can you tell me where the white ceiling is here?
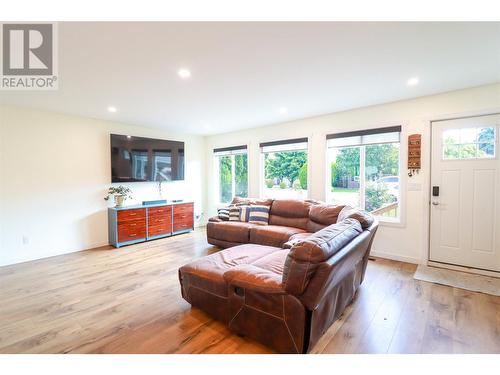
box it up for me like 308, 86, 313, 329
1, 22, 499, 135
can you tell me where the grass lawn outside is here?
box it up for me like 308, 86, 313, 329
329, 187, 359, 207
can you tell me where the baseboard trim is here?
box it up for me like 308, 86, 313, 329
0, 241, 110, 268
370, 250, 421, 265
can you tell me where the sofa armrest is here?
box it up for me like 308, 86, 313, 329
208, 216, 223, 223
223, 264, 285, 294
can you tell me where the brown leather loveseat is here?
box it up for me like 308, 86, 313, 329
179, 198, 378, 353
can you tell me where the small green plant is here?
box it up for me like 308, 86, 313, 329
279, 181, 287, 189
104, 185, 133, 201
265, 179, 274, 188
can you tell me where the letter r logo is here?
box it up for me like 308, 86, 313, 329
2, 24, 53, 76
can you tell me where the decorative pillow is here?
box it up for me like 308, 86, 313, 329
229, 206, 241, 221
248, 205, 270, 225
337, 206, 374, 229
217, 206, 230, 221
239, 205, 252, 222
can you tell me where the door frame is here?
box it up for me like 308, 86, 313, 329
425, 108, 500, 276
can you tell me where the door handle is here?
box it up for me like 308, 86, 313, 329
432, 201, 440, 206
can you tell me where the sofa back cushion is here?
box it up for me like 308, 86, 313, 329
231, 197, 273, 207
307, 204, 345, 232
268, 199, 313, 230
282, 218, 362, 295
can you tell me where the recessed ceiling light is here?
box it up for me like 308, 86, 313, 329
107, 106, 117, 113
407, 77, 419, 86
178, 68, 191, 79
278, 107, 288, 114
127, 135, 132, 139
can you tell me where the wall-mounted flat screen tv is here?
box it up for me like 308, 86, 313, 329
111, 134, 185, 182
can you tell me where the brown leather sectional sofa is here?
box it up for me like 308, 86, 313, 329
179, 198, 378, 353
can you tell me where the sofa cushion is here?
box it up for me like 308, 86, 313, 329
283, 232, 313, 249
207, 221, 255, 243
229, 206, 241, 221
179, 244, 280, 297
307, 204, 345, 232
338, 206, 374, 229
248, 205, 270, 225
239, 205, 252, 222
282, 219, 362, 295
268, 199, 314, 230
250, 225, 306, 248
217, 207, 230, 221
223, 250, 288, 294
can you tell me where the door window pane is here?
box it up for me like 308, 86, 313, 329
442, 126, 496, 160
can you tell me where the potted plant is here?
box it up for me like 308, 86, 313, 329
104, 186, 133, 207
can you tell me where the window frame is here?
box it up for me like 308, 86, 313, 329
325, 125, 406, 226
213, 145, 249, 205
259, 137, 310, 200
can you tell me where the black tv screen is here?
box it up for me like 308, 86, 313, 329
111, 134, 185, 182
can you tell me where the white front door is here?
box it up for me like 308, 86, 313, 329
430, 114, 500, 272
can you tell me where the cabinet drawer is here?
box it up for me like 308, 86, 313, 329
148, 223, 170, 237
118, 220, 146, 231
148, 205, 172, 217
118, 224, 146, 242
173, 203, 193, 215
173, 221, 193, 232
148, 215, 172, 227
118, 208, 146, 222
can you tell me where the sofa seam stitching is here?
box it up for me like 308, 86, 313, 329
282, 295, 300, 354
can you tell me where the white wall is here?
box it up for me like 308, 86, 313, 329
0, 106, 206, 266
205, 83, 500, 264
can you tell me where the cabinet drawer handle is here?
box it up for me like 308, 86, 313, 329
130, 223, 137, 226
129, 213, 137, 216
130, 233, 137, 237
180, 215, 186, 218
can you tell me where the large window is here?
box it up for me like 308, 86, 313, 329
260, 138, 308, 199
327, 127, 401, 221
214, 146, 248, 204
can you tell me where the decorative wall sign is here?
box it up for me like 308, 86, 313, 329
408, 134, 421, 177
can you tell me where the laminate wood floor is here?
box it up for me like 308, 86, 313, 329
0, 228, 498, 354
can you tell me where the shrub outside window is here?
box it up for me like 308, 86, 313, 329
260, 138, 308, 200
